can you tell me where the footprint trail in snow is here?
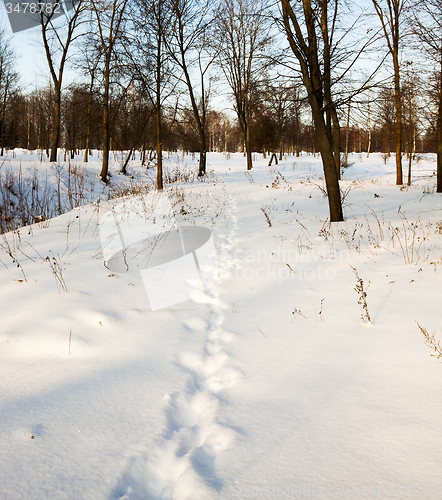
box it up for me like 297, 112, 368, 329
111, 198, 240, 500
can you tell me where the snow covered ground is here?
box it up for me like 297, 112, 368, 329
1, 151, 442, 500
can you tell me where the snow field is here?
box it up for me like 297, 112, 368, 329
0, 151, 442, 499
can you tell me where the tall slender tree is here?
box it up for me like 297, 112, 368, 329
372, 0, 407, 185
89, 0, 131, 182
0, 29, 18, 156
216, 0, 272, 170
131, 0, 176, 190
167, 0, 216, 176
412, 0, 442, 192
40, 0, 86, 162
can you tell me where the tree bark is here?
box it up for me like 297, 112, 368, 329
345, 98, 351, 167
245, 119, 253, 170
181, 52, 207, 177
156, 38, 163, 191
84, 73, 94, 163
100, 61, 110, 182
393, 56, 403, 184
331, 106, 341, 179
280, 0, 343, 222
49, 85, 61, 162
244, 91, 253, 170
367, 89, 371, 157
438, 58, 442, 193
309, 92, 343, 222
372, 0, 403, 184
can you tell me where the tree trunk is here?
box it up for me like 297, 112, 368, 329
1, 98, 5, 156
84, 83, 93, 163
157, 102, 163, 190
309, 95, 343, 222
100, 62, 110, 182
156, 41, 163, 191
245, 93, 253, 170
331, 106, 341, 179
437, 76, 442, 193
180, 50, 207, 177
122, 147, 134, 174
50, 85, 61, 162
198, 131, 206, 176
246, 124, 253, 170
280, 0, 343, 222
367, 89, 371, 157
345, 98, 351, 167
394, 57, 403, 185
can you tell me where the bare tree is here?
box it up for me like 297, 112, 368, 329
131, 0, 176, 190
0, 29, 18, 156
167, 0, 216, 176
75, 44, 100, 162
412, 0, 442, 191
216, 0, 272, 170
279, 0, 343, 221
372, 0, 408, 185
40, 0, 86, 162
89, 0, 131, 182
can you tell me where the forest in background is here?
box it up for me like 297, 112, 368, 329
0, 0, 441, 219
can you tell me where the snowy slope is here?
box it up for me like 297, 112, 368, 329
1, 152, 442, 500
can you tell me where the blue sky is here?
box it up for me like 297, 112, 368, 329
0, 4, 79, 89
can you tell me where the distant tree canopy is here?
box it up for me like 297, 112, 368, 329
1, 0, 441, 206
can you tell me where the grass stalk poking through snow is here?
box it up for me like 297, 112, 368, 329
416, 322, 442, 362
46, 255, 68, 293
350, 265, 371, 324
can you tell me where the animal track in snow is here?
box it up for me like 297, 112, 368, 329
111, 196, 241, 499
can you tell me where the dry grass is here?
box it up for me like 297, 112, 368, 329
416, 322, 442, 362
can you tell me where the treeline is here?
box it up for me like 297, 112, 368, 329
3, 80, 437, 160
0, 0, 441, 219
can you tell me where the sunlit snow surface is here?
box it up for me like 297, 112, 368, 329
1, 150, 442, 499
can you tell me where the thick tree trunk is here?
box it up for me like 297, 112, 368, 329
309, 96, 343, 222
280, 0, 343, 222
